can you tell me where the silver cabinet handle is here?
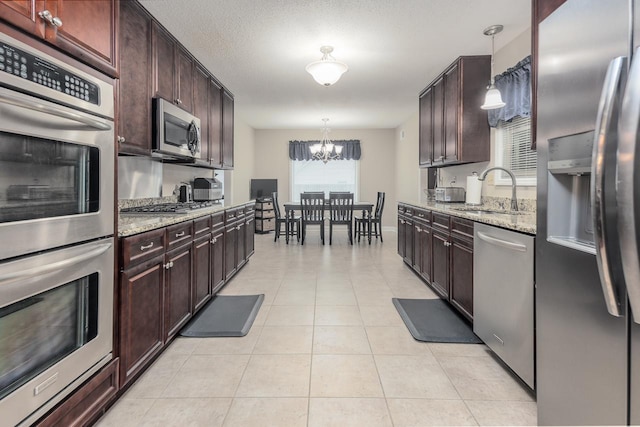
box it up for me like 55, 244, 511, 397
0, 90, 111, 130
140, 242, 154, 251
175, 231, 185, 238
164, 261, 174, 270
592, 56, 626, 317
415, 225, 421, 232
210, 237, 217, 244
117, 136, 126, 143
38, 10, 62, 27
618, 47, 640, 324
175, 98, 182, 105
0, 242, 111, 283
399, 219, 405, 224
476, 231, 526, 252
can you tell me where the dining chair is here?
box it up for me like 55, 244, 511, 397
329, 192, 354, 245
300, 192, 325, 245
272, 192, 300, 244
355, 191, 385, 243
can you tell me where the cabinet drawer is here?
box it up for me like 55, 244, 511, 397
193, 216, 211, 236
451, 216, 474, 241
414, 208, 431, 224
256, 200, 274, 210
432, 212, 451, 231
398, 205, 406, 215
225, 208, 241, 223
404, 206, 414, 216
166, 221, 193, 248
211, 212, 224, 229
245, 204, 256, 215
121, 228, 166, 269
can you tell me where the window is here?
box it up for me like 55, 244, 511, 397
494, 116, 536, 186
290, 160, 358, 201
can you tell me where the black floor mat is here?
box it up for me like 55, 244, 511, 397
180, 294, 264, 337
393, 298, 482, 343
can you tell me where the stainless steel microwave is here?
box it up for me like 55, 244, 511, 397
153, 98, 201, 160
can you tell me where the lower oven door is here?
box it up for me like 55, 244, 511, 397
0, 238, 114, 427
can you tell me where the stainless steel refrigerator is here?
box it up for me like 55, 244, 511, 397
537, 0, 640, 424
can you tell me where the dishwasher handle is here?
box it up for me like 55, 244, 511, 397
476, 231, 527, 252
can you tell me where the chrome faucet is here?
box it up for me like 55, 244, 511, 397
477, 167, 519, 211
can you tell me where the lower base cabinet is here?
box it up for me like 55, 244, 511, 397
211, 227, 225, 293
193, 233, 212, 312
164, 243, 193, 341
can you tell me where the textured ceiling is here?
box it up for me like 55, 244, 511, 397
139, 0, 531, 129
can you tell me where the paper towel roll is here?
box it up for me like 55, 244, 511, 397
466, 175, 482, 205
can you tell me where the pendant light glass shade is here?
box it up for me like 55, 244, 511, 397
306, 46, 348, 86
481, 83, 506, 110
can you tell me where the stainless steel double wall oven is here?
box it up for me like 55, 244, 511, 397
0, 32, 115, 426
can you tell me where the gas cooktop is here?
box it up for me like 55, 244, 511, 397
120, 201, 219, 214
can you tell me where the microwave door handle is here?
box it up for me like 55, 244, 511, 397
592, 56, 626, 317
0, 91, 112, 131
0, 242, 112, 284
618, 49, 640, 324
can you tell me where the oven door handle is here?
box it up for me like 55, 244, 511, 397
0, 242, 112, 283
0, 92, 112, 131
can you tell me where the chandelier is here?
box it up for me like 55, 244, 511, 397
310, 118, 343, 163
305, 46, 348, 86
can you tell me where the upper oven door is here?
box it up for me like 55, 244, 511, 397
0, 87, 114, 260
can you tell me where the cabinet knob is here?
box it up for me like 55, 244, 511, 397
175, 98, 182, 105
38, 10, 63, 27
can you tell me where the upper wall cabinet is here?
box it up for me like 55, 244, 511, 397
0, 0, 118, 77
221, 89, 234, 169
419, 56, 491, 167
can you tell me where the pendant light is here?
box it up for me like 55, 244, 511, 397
306, 46, 348, 86
481, 25, 506, 110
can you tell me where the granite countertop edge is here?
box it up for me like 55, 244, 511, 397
399, 200, 537, 235
118, 200, 254, 238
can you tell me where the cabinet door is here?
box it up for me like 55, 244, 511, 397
224, 223, 237, 280
431, 230, 450, 298
117, 0, 152, 155
450, 236, 474, 321
193, 65, 210, 164
0, 0, 45, 38
444, 63, 460, 163
237, 220, 246, 267
152, 22, 175, 102
403, 219, 414, 265
211, 229, 225, 293
192, 234, 212, 313
176, 46, 193, 112
412, 222, 422, 273
165, 244, 193, 340
420, 224, 432, 284
432, 77, 445, 165
209, 79, 223, 167
397, 216, 406, 258
119, 256, 164, 386
222, 89, 234, 168
419, 87, 433, 166
245, 215, 255, 258
45, 0, 117, 76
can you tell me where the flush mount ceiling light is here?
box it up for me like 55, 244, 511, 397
310, 118, 343, 163
480, 24, 506, 110
306, 46, 348, 86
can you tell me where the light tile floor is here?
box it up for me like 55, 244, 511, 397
97, 230, 536, 426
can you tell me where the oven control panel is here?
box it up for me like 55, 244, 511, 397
0, 42, 99, 105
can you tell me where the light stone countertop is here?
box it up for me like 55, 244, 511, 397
118, 201, 254, 237
399, 200, 536, 235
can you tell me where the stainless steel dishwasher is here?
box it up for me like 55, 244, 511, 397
473, 223, 535, 389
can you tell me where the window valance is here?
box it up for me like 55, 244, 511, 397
288, 140, 361, 161
488, 56, 532, 128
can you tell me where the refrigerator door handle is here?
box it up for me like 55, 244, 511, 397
592, 56, 627, 317
618, 49, 640, 324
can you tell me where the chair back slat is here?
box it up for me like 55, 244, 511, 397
272, 192, 282, 218
375, 192, 385, 219
300, 192, 325, 222
329, 192, 354, 221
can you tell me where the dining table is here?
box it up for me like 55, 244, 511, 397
283, 201, 374, 244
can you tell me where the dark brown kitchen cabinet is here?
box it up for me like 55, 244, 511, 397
418, 56, 491, 167
431, 228, 450, 299
419, 221, 433, 284
193, 234, 212, 312
117, 0, 152, 155
450, 217, 474, 321
245, 208, 255, 258
211, 227, 225, 294
209, 79, 223, 167
193, 65, 210, 165
237, 220, 246, 268
413, 208, 432, 284
164, 242, 193, 341
225, 222, 238, 280
403, 219, 414, 266
119, 254, 165, 387
419, 86, 434, 166
0, 0, 118, 77
397, 214, 406, 259
222, 89, 234, 169
176, 47, 194, 113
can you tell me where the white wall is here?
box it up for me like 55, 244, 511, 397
395, 110, 421, 204
254, 128, 396, 227
225, 116, 255, 204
